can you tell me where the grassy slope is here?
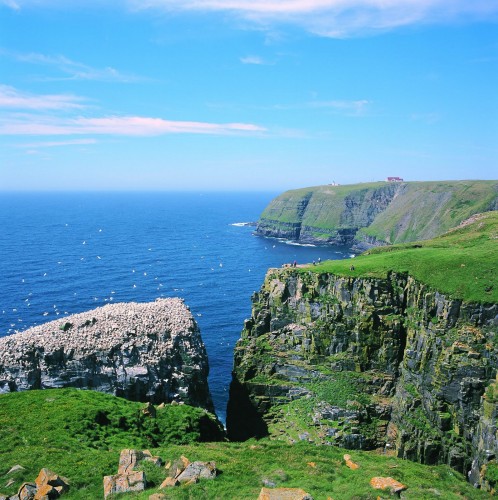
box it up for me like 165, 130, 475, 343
0, 389, 485, 499
260, 180, 497, 243
359, 180, 498, 243
305, 211, 498, 303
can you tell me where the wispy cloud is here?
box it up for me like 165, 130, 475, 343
240, 55, 272, 65
308, 99, 370, 114
0, 0, 20, 10
18, 139, 98, 148
0, 84, 88, 110
0, 114, 266, 136
129, 0, 498, 37
2, 50, 143, 82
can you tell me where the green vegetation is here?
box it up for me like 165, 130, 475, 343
0, 389, 486, 499
303, 211, 498, 303
259, 180, 498, 245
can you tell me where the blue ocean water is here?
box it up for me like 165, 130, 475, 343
0, 192, 353, 422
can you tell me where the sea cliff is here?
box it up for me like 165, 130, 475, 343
0, 298, 215, 412
256, 180, 498, 249
226, 267, 498, 488
227, 212, 498, 491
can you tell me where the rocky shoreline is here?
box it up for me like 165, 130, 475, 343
0, 298, 214, 412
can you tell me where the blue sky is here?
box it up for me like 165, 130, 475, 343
0, 1, 497, 191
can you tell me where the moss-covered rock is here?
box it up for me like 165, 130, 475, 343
226, 266, 498, 492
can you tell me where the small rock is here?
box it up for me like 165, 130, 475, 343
35, 468, 69, 494
369, 477, 407, 494
103, 471, 146, 499
18, 482, 37, 500
7, 465, 25, 475
343, 454, 360, 470
262, 479, 277, 488
167, 459, 186, 479
257, 487, 314, 500
159, 477, 179, 488
149, 495, 166, 500
176, 461, 216, 484
34, 483, 57, 499
118, 449, 144, 475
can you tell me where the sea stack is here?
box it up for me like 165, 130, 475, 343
0, 298, 215, 412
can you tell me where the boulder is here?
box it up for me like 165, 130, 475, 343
176, 461, 216, 484
159, 477, 179, 488
34, 469, 69, 495
103, 471, 146, 499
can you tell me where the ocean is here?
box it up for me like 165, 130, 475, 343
0, 192, 353, 422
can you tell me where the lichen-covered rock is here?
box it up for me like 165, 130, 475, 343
0, 299, 214, 412
103, 471, 145, 499
226, 267, 498, 490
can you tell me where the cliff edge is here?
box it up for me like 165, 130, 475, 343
227, 212, 498, 491
0, 298, 215, 412
256, 180, 498, 248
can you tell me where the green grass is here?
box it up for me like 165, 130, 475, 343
302, 211, 498, 303
259, 180, 498, 245
0, 389, 486, 499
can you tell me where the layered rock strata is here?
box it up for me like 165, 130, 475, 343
226, 268, 498, 490
0, 298, 214, 412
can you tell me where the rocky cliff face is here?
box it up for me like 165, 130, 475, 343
226, 268, 498, 490
256, 181, 498, 248
0, 298, 215, 412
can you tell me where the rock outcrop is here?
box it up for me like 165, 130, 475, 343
256, 180, 498, 248
0, 298, 214, 412
226, 268, 498, 490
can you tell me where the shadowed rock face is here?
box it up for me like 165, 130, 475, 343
0, 298, 214, 412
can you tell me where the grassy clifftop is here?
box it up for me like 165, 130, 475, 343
306, 211, 498, 303
257, 180, 498, 246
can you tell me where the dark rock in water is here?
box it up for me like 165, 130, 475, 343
0, 298, 214, 412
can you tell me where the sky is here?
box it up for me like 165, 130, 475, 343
0, 0, 497, 191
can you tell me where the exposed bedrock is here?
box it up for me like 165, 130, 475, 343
226, 268, 498, 490
0, 298, 215, 412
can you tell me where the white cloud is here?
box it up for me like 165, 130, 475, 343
3, 50, 143, 82
0, 0, 20, 10
0, 85, 88, 110
128, 0, 498, 37
240, 55, 271, 65
0, 114, 266, 136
